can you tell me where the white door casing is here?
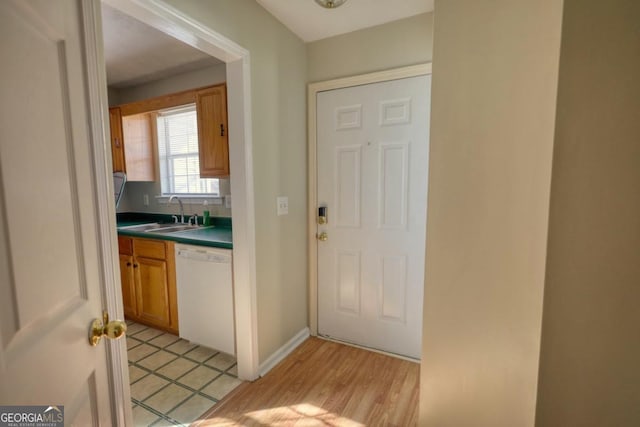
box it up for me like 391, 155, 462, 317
316, 74, 431, 359
0, 0, 116, 423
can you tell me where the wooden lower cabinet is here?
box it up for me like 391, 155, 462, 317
135, 256, 170, 328
117, 235, 178, 334
119, 253, 136, 319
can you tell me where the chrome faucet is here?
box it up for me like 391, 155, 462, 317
168, 195, 185, 223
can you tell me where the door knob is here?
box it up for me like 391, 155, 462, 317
317, 232, 328, 241
89, 311, 127, 347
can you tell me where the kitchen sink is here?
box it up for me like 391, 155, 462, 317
152, 224, 201, 233
118, 222, 165, 232
118, 222, 201, 234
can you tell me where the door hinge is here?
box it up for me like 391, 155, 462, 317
220, 124, 225, 136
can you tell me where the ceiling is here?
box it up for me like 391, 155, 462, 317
256, 0, 434, 42
102, 4, 222, 89
102, 0, 433, 88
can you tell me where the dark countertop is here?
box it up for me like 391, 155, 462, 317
116, 212, 232, 249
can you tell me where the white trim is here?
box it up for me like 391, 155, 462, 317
258, 328, 310, 377
226, 58, 260, 380
317, 335, 420, 364
102, 0, 244, 62
307, 64, 432, 336
81, 1, 132, 425
308, 63, 432, 94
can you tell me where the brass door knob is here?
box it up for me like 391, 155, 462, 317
89, 311, 127, 347
317, 232, 328, 241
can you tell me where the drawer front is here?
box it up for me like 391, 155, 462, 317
133, 238, 166, 260
118, 235, 133, 255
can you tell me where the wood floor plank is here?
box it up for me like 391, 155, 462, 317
194, 337, 420, 426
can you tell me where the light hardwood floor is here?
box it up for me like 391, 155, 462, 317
193, 337, 419, 426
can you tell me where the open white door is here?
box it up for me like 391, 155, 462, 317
0, 0, 118, 423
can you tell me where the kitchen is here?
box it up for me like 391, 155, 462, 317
104, 4, 243, 423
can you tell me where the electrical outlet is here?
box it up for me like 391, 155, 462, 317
277, 196, 288, 216
225, 195, 232, 209
143, 194, 149, 206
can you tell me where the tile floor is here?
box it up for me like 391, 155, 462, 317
126, 321, 243, 426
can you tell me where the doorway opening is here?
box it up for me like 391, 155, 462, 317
99, 0, 259, 424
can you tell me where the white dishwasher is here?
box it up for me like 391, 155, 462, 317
175, 244, 235, 356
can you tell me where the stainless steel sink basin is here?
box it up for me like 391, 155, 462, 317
152, 224, 200, 233
118, 223, 165, 232
118, 223, 201, 234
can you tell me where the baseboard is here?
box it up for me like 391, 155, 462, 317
258, 327, 310, 377
317, 334, 421, 364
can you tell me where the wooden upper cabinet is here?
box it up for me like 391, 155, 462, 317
110, 83, 228, 180
108, 107, 156, 181
109, 107, 126, 173
122, 112, 156, 181
196, 84, 229, 178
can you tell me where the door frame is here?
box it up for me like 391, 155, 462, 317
307, 63, 432, 336
82, 1, 129, 424
83, 0, 259, 424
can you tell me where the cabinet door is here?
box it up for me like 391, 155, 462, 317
134, 256, 171, 328
196, 84, 229, 177
119, 254, 136, 318
122, 112, 156, 181
109, 107, 126, 173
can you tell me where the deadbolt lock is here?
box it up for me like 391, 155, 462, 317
318, 206, 327, 225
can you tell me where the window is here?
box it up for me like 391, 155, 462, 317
157, 104, 219, 195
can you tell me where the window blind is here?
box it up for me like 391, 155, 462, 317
157, 104, 219, 195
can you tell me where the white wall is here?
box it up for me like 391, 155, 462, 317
107, 86, 120, 106
535, 1, 640, 425
420, 1, 563, 425
307, 12, 433, 82
163, 0, 308, 366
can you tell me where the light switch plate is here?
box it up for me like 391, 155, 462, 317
277, 196, 288, 216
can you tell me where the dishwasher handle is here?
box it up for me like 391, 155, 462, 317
177, 248, 231, 263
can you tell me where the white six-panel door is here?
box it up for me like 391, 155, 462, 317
317, 75, 431, 359
0, 1, 114, 423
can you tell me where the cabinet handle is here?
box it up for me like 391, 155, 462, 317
126, 262, 131, 267
133, 264, 138, 268
220, 124, 225, 136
